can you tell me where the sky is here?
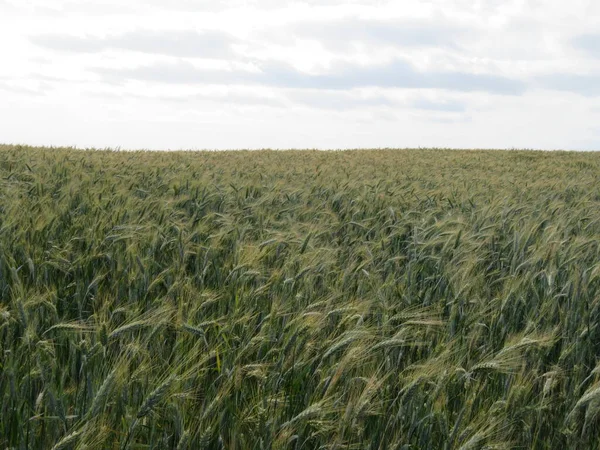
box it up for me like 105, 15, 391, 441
1, 0, 600, 150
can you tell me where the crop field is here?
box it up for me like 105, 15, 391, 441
1, 145, 600, 449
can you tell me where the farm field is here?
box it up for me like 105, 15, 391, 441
2, 145, 600, 449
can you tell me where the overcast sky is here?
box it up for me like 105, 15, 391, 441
2, 0, 600, 150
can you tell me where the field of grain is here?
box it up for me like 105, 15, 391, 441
1, 145, 600, 449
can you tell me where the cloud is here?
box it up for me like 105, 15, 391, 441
284, 89, 396, 110
0, 0, 15, 11
38, 2, 137, 16
426, 114, 472, 124
410, 97, 466, 112
539, 74, 600, 97
94, 58, 526, 95
139, 0, 244, 11
0, 81, 46, 96
30, 30, 238, 58
80, 83, 286, 108
143, 0, 347, 11
144, 91, 286, 108
288, 18, 466, 50
284, 90, 469, 113
572, 33, 600, 58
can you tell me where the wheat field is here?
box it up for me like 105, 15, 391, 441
1, 145, 600, 449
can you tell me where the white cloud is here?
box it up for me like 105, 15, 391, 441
31, 30, 239, 58
88, 57, 525, 95
2, 0, 600, 149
